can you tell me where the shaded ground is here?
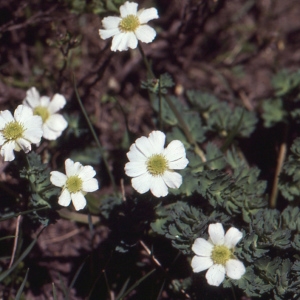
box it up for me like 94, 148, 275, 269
1, 0, 300, 298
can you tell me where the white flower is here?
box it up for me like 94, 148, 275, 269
99, 1, 158, 52
125, 130, 189, 197
191, 223, 246, 286
0, 105, 43, 161
50, 158, 99, 211
23, 87, 68, 140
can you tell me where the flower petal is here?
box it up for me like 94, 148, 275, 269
48, 93, 66, 114
0, 133, 5, 146
16, 138, 31, 153
65, 159, 82, 176
164, 140, 187, 163
23, 120, 43, 144
1, 141, 16, 161
82, 178, 99, 192
138, 8, 158, 23
71, 192, 87, 210
127, 32, 138, 49
148, 131, 165, 154
120, 1, 138, 18
0, 111, 12, 130
168, 157, 189, 170
192, 238, 213, 256
40, 96, 50, 107
102, 16, 121, 30
46, 114, 68, 131
0, 110, 14, 125
99, 28, 121, 40
114, 32, 132, 51
126, 143, 147, 162
162, 170, 182, 189
209, 223, 225, 246
150, 176, 168, 197
224, 227, 243, 249
225, 259, 246, 280
24, 87, 40, 108
111, 32, 129, 51
206, 264, 226, 286
50, 171, 67, 187
131, 172, 152, 194
42, 124, 62, 140
135, 136, 156, 157
78, 165, 96, 181
135, 25, 156, 43
125, 161, 147, 177
191, 255, 213, 273
58, 189, 71, 207
14, 105, 34, 123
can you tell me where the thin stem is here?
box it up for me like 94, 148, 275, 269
112, 96, 131, 145
137, 42, 155, 79
73, 75, 117, 193
158, 75, 163, 130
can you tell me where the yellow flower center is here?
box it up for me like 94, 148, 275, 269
2, 121, 24, 140
119, 15, 140, 32
211, 245, 232, 265
146, 154, 168, 176
66, 175, 83, 193
33, 106, 50, 123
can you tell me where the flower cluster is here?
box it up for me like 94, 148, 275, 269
191, 223, 246, 286
0, 87, 68, 162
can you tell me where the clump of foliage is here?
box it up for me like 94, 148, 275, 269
1, 1, 300, 299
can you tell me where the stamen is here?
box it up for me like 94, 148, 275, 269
66, 175, 83, 193
119, 15, 140, 32
211, 245, 232, 265
34, 106, 50, 123
2, 121, 24, 140
146, 154, 168, 176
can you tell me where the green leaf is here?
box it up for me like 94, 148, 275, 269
115, 269, 156, 300
151, 201, 229, 254
205, 143, 226, 170
262, 98, 287, 127
279, 137, 300, 201
231, 266, 273, 297
255, 256, 281, 283
141, 73, 174, 95
207, 103, 257, 137
15, 268, 29, 300
271, 69, 300, 97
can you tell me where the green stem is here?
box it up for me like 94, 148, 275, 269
112, 96, 131, 145
137, 42, 155, 79
0, 206, 50, 222
158, 76, 163, 131
73, 76, 117, 193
